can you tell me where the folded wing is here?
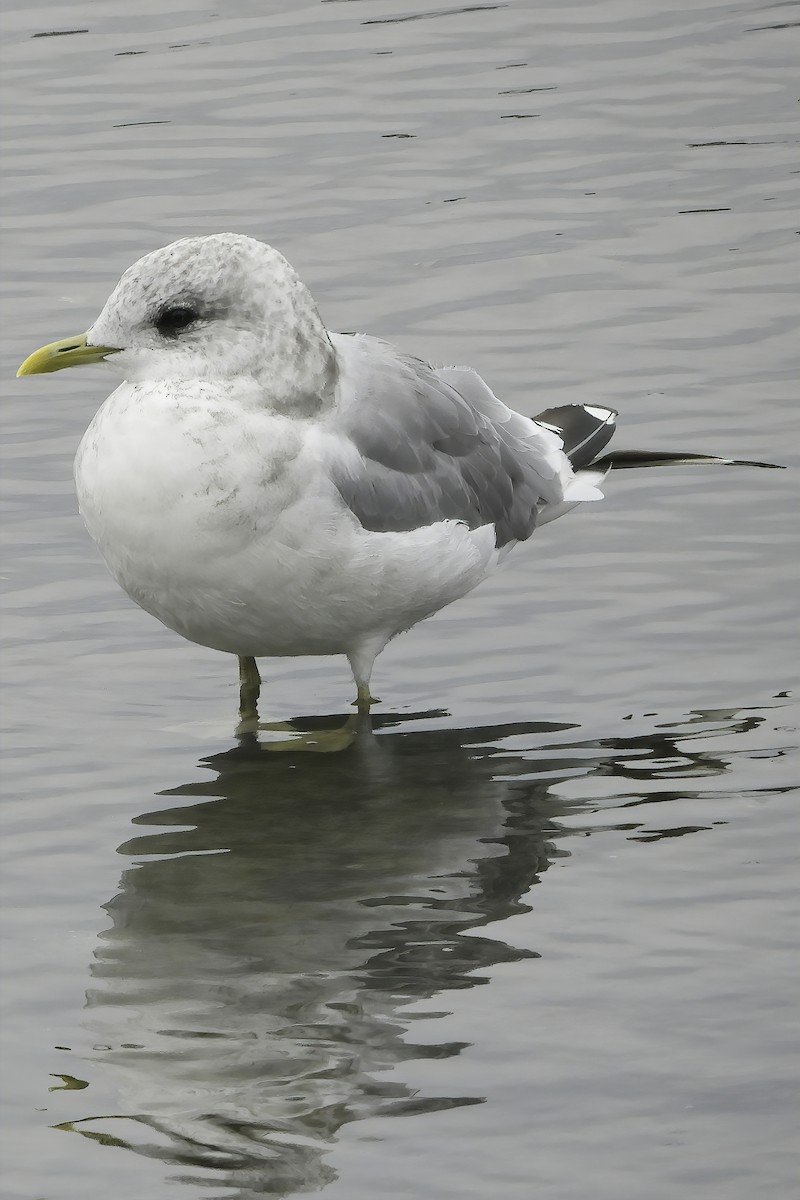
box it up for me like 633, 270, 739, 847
325, 335, 613, 548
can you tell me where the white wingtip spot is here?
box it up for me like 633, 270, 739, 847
584, 405, 616, 422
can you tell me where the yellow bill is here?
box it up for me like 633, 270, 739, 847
17, 333, 120, 377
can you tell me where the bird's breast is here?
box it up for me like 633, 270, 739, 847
74, 381, 307, 595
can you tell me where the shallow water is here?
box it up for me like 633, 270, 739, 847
1, 1, 798, 1198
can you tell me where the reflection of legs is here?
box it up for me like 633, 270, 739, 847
259, 713, 362, 754
238, 655, 261, 720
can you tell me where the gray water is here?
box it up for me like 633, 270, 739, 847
1, 1, 798, 1197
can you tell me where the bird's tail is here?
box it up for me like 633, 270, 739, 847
535, 404, 784, 526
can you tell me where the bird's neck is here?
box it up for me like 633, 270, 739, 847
255, 321, 339, 416
251, 273, 339, 415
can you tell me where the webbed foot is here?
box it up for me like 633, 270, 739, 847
352, 683, 380, 713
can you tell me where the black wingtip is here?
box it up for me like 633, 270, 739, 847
724, 459, 786, 470
533, 404, 618, 469
594, 450, 786, 471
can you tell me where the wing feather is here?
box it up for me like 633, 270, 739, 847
323, 335, 569, 547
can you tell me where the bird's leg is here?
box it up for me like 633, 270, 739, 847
347, 641, 383, 713
238, 655, 261, 720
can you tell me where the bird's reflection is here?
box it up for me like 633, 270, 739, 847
61, 706, 763, 1197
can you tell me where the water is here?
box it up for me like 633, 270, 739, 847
1, 1, 798, 1197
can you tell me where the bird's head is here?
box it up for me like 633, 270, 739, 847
17, 233, 337, 411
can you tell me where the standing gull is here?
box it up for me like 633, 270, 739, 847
16, 233, 775, 718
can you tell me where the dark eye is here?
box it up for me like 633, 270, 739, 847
155, 305, 198, 335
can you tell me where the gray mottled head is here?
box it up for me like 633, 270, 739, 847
88, 233, 337, 410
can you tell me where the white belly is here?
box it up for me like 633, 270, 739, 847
74, 382, 497, 658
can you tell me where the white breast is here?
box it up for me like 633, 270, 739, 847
74, 382, 496, 658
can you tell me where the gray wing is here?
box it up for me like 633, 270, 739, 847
326, 335, 566, 548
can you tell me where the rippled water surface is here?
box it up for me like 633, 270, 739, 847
1, 2, 798, 1198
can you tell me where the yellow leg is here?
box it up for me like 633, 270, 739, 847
347, 640, 383, 715
238, 655, 261, 721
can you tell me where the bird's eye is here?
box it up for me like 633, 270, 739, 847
155, 305, 198, 335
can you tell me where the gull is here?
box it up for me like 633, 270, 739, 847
17, 233, 776, 721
